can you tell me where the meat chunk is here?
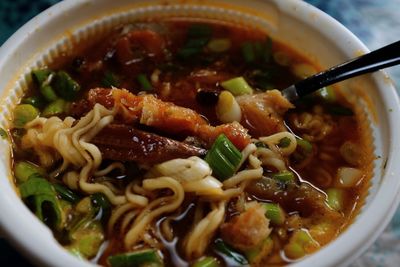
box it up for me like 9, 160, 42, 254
86, 88, 251, 149
220, 203, 271, 251
237, 90, 294, 137
92, 124, 207, 164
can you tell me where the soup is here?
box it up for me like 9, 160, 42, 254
9, 17, 372, 266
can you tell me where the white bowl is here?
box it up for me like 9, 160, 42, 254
0, 1, 399, 267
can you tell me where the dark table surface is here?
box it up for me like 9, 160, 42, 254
1, 0, 400, 266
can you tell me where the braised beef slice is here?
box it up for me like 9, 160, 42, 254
92, 124, 207, 164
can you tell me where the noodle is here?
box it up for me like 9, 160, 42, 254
259, 132, 297, 156
124, 177, 184, 249
184, 201, 225, 258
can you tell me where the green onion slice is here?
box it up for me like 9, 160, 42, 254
108, 249, 163, 267
205, 134, 242, 180
214, 239, 248, 266
137, 74, 152, 91
102, 71, 120, 88
42, 99, 68, 117
52, 71, 81, 101
54, 184, 80, 203
91, 193, 112, 224
271, 170, 295, 183
192, 256, 220, 267
221, 77, 253, 96
32, 69, 53, 85
13, 104, 39, 128
14, 161, 45, 183
262, 203, 285, 225
278, 137, 291, 148
19, 174, 62, 229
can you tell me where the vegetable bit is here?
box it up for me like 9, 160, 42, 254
244, 237, 273, 264
53, 71, 81, 101
205, 134, 242, 180
13, 104, 39, 128
177, 24, 212, 60
137, 73, 153, 91
221, 77, 253, 96
216, 91, 242, 123
271, 170, 295, 183
278, 137, 291, 148
14, 161, 45, 183
241, 38, 272, 64
262, 203, 285, 225
90, 193, 112, 224
192, 256, 221, 267
19, 174, 63, 229
214, 239, 248, 266
284, 229, 319, 259
67, 214, 105, 259
325, 188, 345, 211
21, 96, 46, 109
108, 249, 163, 267
53, 183, 80, 203
101, 71, 120, 88
42, 99, 69, 117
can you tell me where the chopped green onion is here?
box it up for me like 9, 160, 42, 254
192, 256, 220, 267
296, 138, 313, 153
14, 161, 45, 183
137, 74, 152, 91
284, 229, 319, 260
32, 69, 53, 85
52, 71, 81, 101
244, 237, 273, 264
327, 105, 354, 116
177, 38, 209, 60
214, 239, 248, 266
21, 96, 47, 109
68, 219, 105, 259
315, 87, 336, 103
0, 128, 7, 140
101, 71, 120, 88
108, 249, 163, 267
221, 77, 253, 96
326, 188, 344, 211
241, 42, 255, 63
13, 104, 39, 128
42, 99, 68, 117
91, 193, 111, 224
205, 134, 242, 180
271, 170, 295, 183
19, 175, 62, 229
262, 203, 285, 225
278, 137, 291, 148
54, 184, 80, 203
207, 38, 231, 53
254, 141, 267, 148
40, 84, 58, 102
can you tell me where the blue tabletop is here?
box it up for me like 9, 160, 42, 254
1, 0, 399, 266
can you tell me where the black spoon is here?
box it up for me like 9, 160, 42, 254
281, 40, 400, 102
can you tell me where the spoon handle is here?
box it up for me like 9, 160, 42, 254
283, 40, 400, 101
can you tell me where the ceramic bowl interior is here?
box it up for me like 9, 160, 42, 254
0, 1, 399, 267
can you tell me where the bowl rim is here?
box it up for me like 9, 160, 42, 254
0, 1, 399, 267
